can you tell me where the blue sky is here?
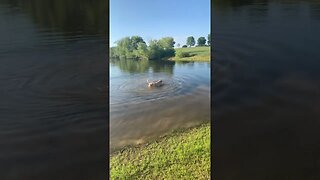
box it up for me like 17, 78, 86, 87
110, 0, 210, 47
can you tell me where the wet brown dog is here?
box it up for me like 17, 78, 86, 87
147, 79, 163, 88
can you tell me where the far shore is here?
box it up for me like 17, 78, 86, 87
169, 46, 211, 61
110, 46, 211, 62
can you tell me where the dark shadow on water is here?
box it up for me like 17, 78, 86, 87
213, 0, 320, 179
0, 0, 107, 179
0, 0, 107, 37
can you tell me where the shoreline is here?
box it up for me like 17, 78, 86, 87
110, 123, 210, 179
110, 46, 211, 62
169, 46, 211, 61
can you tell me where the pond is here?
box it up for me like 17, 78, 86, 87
213, 0, 320, 178
110, 59, 210, 151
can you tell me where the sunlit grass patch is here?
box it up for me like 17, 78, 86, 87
110, 123, 210, 179
170, 46, 210, 61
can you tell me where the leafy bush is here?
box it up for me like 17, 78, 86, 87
182, 45, 187, 48
176, 51, 191, 58
164, 48, 175, 57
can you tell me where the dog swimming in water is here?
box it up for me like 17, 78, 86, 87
147, 79, 163, 88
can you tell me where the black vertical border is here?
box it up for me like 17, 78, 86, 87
210, 0, 215, 179
106, 0, 110, 179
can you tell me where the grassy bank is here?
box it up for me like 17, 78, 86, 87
169, 46, 210, 61
110, 123, 210, 179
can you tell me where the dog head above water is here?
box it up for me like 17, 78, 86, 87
147, 79, 163, 88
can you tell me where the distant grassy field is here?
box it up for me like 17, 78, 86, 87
110, 123, 210, 179
170, 46, 211, 61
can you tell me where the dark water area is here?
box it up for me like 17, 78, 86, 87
110, 59, 210, 151
0, 0, 107, 179
213, 0, 320, 179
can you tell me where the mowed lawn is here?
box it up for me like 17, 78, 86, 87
170, 46, 210, 61
110, 123, 210, 179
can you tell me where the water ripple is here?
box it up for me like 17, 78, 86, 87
110, 72, 205, 105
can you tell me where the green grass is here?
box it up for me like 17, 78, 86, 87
110, 123, 210, 179
170, 46, 211, 61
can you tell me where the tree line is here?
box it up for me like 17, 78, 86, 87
178, 34, 211, 48
110, 36, 175, 60
110, 34, 211, 60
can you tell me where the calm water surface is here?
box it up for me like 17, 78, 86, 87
110, 59, 210, 151
0, 1, 107, 179
213, 0, 320, 179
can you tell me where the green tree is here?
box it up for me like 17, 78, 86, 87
158, 37, 175, 48
207, 34, 211, 46
147, 38, 176, 60
197, 37, 206, 46
115, 37, 131, 58
147, 40, 162, 60
110, 47, 119, 58
131, 36, 145, 49
186, 36, 195, 47
134, 42, 149, 59
177, 43, 180, 48
114, 36, 147, 59
158, 37, 175, 58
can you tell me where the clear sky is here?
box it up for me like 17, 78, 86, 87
110, 0, 210, 47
